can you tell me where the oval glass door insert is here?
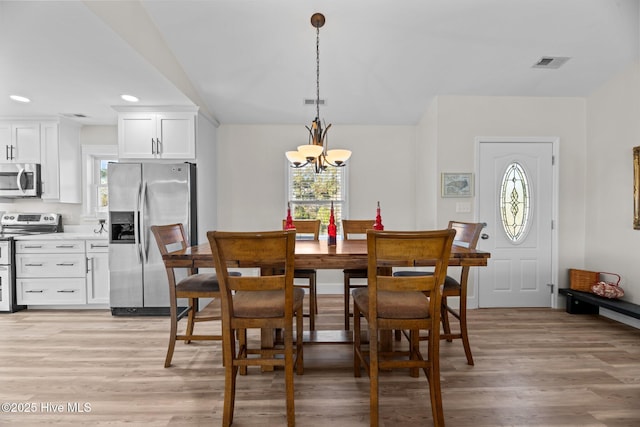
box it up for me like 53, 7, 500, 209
500, 162, 530, 242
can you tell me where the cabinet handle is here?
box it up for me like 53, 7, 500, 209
86, 257, 91, 274
90, 244, 108, 249
5, 145, 8, 160
57, 289, 76, 293
25, 263, 44, 266
156, 138, 162, 154
25, 289, 44, 293
56, 263, 75, 266
10, 145, 14, 160
151, 138, 156, 154
23, 245, 43, 249
56, 245, 75, 248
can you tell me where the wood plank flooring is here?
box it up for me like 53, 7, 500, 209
1, 296, 639, 426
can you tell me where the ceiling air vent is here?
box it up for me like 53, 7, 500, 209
532, 56, 570, 69
304, 98, 326, 106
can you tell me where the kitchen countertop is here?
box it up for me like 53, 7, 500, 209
14, 232, 109, 241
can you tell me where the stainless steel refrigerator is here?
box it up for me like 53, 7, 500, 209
108, 162, 197, 316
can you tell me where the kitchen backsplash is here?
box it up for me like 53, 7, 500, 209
0, 200, 91, 225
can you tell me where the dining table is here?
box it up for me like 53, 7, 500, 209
162, 238, 491, 346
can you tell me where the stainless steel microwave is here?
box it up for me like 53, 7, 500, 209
0, 163, 41, 198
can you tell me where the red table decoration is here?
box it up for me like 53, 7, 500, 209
373, 201, 384, 230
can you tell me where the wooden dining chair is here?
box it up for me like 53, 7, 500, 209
282, 219, 321, 331
342, 219, 375, 329
207, 229, 304, 427
353, 229, 455, 427
151, 223, 239, 368
394, 221, 484, 365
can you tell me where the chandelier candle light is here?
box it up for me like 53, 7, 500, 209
285, 12, 352, 173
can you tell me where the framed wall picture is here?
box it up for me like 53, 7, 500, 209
441, 173, 474, 198
634, 146, 640, 229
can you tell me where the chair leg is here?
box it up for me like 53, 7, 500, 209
296, 308, 304, 375
222, 328, 237, 427
353, 303, 362, 377
309, 274, 316, 331
369, 325, 379, 427
410, 329, 419, 378
164, 303, 179, 368
344, 274, 351, 330
185, 297, 197, 344
428, 327, 444, 427
284, 324, 296, 427
239, 329, 248, 376
441, 297, 452, 342
458, 296, 474, 366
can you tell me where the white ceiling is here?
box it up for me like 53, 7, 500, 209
0, 0, 638, 126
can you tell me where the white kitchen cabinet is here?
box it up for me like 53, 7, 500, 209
16, 240, 86, 305
15, 237, 110, 307
40, 119, 82, 203
86, 240, 109, 304
0, 121, 41, 163
117, 111, 196, 159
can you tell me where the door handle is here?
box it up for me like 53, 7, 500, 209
481, 233, 489, 240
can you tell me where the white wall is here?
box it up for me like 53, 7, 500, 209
415, 98, 439, 230
216, 124, 416, 231
216, 123, 416, 290
427, 95, 587, 302
585, 60, 640, 304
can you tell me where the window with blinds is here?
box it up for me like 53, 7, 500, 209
287, 164, 347, 237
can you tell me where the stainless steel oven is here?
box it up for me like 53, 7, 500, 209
0, 212, 62, 312
0, 163, 41, 198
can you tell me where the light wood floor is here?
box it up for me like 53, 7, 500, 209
1, 295, 639, 427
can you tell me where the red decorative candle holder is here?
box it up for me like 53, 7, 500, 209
285, 202, 295, 230
373, 201, 384, 230
328, 201, 337, 246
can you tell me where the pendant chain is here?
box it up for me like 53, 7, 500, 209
316, 26, 320, 120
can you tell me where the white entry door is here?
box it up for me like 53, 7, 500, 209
477, 139, 555, 307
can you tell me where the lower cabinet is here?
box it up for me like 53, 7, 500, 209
87, 240, 109, 304
16, 239, 109, 306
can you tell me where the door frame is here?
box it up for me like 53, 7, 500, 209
470, 136, 560, 309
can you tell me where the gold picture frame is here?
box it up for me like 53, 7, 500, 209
634, 146, 640, 229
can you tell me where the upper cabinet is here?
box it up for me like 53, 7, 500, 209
40, 119, 81, 203
115, 107, 197, 160
0, 121, 41, 163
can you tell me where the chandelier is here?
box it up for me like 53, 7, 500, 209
286, 13, 351, 173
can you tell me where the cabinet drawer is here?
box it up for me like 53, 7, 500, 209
16, 240, 85, 253
16, 254, 86, 277
86, 240, 109, 253
17, 278, 86, 305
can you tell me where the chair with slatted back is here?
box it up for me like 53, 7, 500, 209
152, 223, 239, 368
353, 228, 456, 427
207, 229, 304, 427
342, 219, 375, 329
394, 221, 484, 365
282, 219, 320, 331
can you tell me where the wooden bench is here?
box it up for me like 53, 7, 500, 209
559, 288, 640, 319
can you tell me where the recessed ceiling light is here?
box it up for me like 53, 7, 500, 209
121, 94, 139, 102
9, 95, 31, 103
